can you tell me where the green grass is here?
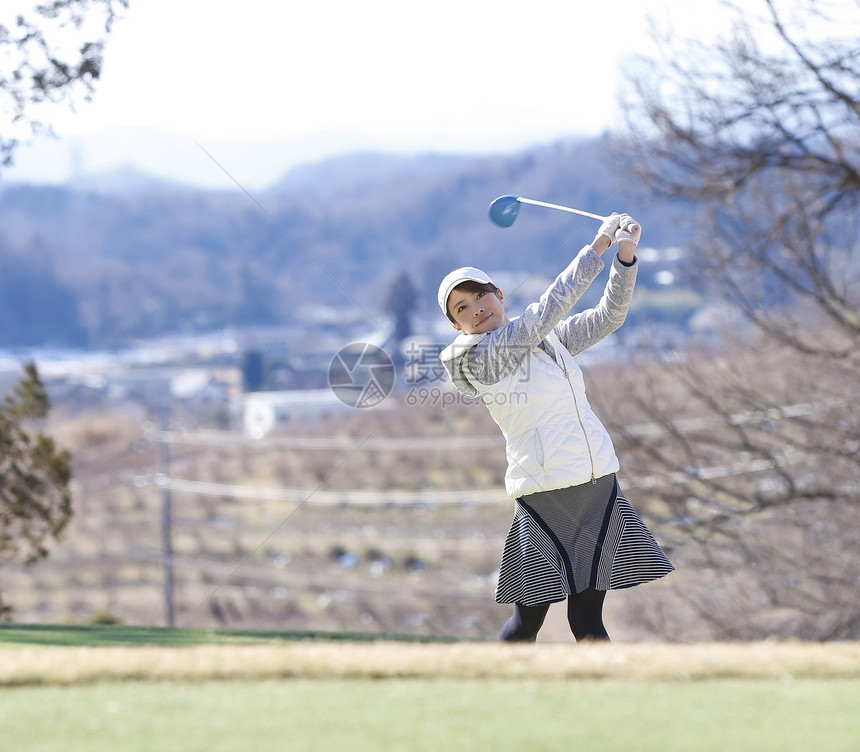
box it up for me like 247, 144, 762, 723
2, 677, 859, 752
0, 622, 463, 647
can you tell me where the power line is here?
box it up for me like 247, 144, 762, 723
128, 450, 798, 506
155, 429, 501, 451
152, 399, 835, 450
135, 474, 506, 505
622, 401, 834, 438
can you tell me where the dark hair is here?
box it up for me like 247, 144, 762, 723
445, 280, 499, 324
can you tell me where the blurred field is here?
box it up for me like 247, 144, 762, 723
3, 405, 521, 639
1, 626, 859, 752
4, 401, 857, 645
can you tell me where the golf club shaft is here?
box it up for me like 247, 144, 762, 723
517, 197, 606, 222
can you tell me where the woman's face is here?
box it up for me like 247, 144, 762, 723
447, 287, 509, 334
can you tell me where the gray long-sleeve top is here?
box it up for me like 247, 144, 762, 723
439, 245, 638, 398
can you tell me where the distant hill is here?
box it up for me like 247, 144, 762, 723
71, 165, 192, 196
270, 152, 466, 196
0, 135, 695, 348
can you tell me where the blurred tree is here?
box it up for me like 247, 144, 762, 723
385, 270, 417, 343
384, 270, 418, 372
241, 349, 264, 393
0, 0, 128, 168
610, 0, 860, 639
0, 363, 72, 619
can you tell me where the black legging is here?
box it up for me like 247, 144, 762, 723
498, 588, 610, 642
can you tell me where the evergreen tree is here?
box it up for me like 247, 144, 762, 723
0, 363, 72, 619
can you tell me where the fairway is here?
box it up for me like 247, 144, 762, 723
1, 625, 858, 751
3, 676, 859, 752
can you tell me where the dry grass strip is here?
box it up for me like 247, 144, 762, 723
2, 641, 860, 686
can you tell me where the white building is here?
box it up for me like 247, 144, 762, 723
242, 389, 352, 438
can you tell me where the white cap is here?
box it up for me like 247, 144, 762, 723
437, 266, 494, 316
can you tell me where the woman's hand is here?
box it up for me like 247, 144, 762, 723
591, 212, 622, 255
615, 214, 641, 264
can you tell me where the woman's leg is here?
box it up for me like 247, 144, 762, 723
499, 602, 551, 642
567, 588, 610, 642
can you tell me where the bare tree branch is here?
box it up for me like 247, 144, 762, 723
0, 0, 128, 167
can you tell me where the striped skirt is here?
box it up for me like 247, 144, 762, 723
495, 473, 674, 606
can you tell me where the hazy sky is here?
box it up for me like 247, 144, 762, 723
63, 0, 731, 143
3, 0, 735, 186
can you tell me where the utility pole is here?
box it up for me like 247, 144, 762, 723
157, 407, 175, 628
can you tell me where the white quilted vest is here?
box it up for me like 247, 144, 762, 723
463, 329, 619, 497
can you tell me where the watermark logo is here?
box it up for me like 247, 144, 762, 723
405, 385, 526, 409
329, 343, 395, 408
330, 341, 536, 409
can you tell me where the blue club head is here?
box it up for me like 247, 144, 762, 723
488, 194, 521, 227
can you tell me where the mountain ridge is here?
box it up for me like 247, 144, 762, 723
0, 134, 696, 348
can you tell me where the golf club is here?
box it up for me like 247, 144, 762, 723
489, 194, 611, 227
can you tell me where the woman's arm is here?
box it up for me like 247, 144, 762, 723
479, 214, 641, 360
462, 243, 606, 386
442, 215, 641, 391
555, 253, 638, 355
556, 217, 642, 355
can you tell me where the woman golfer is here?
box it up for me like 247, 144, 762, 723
438, 213, 673, 642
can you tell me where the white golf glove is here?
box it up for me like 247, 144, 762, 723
594, 213, 621, 246
614, 214, 641, 247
